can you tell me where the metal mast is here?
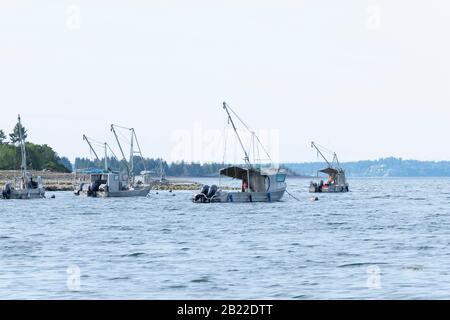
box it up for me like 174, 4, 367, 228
223, 102, 251, 168
17, 115, 27, 179
111, 124, 147, 184
104, 143, 108, 172
159, 158, 165, 180
132, 128, 147, 173
311, 141, 331, 167
129, 128, 134, 178
333, 153, 340, 169
111, 124, 131, 181
83, 135, 101, 162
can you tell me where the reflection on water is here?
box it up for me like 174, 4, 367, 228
1, 177, 450, 299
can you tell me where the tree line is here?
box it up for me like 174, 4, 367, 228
0, 123, 71, 173
74, 157, 230, 177
284, 157, 450, 177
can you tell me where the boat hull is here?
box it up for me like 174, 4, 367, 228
195, 189, 286, 203
106, 187, 151, 197
76, 186, 150, 198
2, 188, 45, 199
309, 184, 349, 193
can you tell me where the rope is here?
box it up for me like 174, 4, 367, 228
117, 129, 131, 146
226, 103, 274, 165
285, 189, 301, 201
84, 136, 104, 146
313, 142, 335, 155
106, 144, 119, 161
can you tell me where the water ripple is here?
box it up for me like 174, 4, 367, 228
1, 177, 450, 299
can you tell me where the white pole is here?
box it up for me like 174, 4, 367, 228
104, 143, 108, 172
130, 129, 134, 185
18, 115, 27, 180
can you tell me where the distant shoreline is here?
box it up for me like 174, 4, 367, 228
2, 170, 450, 193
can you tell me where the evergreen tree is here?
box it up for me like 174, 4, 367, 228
9, 122, 28, 143
0, 129, 6, 144
58, 157, 73, 172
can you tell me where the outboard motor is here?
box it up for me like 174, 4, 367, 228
2, 183, 12, 199
207, 185, 218, 198
193, 184, 210, 203
91, 181, 101, 192
200, 184, 209, 196
87, 181, 101, 197
74, 183, 84, 196
87, 185, 93, 197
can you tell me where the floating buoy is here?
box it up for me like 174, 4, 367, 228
310, 197, 318, 202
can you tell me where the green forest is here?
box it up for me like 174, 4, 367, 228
0, 142, 71, 173
0, 125, 71, 173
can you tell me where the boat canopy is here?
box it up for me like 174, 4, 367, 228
219, 166, 261, 179
76, 168, 116, 174
319, 167, 339, 175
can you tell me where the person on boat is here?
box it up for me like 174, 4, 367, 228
328, 175, 335, 185
29, 177, 38, 189
242, 175, 248, 192
318, 180, 324, 191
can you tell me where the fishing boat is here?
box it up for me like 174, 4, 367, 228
1, 115, 45, 199
309, 142, 349, 193
192, 102, 287, 203
75, 170, 150, 198
74, 126, 150, 198
158, 159, 169, 183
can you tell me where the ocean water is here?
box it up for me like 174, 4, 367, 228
1, 177, 450, 299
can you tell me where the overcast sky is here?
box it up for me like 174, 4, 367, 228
1, 0, 449, 164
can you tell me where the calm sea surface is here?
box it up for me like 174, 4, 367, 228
1, 177, 450, 299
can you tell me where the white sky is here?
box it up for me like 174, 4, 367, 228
1, 0, 449, 163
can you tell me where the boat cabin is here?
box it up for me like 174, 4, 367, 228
89, 172, 128, 192
219, 166, 287, 193
320, 167, 347, 186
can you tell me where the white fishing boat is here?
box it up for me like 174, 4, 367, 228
1, 115, 45, 200
192, 102, 287, 203
309, 142, 349, 193
74, 126, 150, 198
75, 171, 150, 198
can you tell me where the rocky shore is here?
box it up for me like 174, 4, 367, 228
0, 171, 206, 192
